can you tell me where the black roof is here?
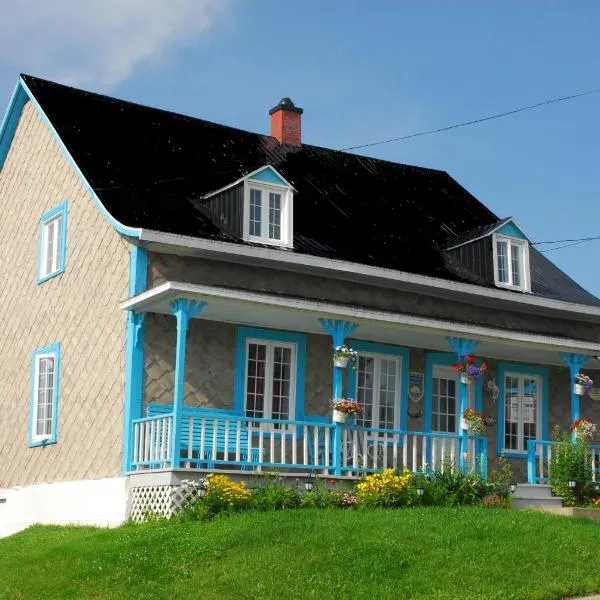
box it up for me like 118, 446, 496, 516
21, 75, 600, 307
445, 217, 513, 250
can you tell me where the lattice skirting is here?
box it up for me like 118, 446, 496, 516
128, 484, 198, 522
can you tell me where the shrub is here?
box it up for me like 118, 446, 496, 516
488, 457, 513, 500
549, 426, 593, 507
250, 474, 302, 511
356, 469, 416, 508
428, 462, 490, 506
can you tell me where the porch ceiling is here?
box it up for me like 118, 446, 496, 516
120, 281, 600, 367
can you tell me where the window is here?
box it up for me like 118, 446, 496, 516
30, 343, 61, 446
38, 203, 68, 283
502, 372, 541, 453
354, 353, 400, 430
431, 365, 474, 433
492, 234, 529, 292
245, 338, 297, 425
244, 182, 292, 247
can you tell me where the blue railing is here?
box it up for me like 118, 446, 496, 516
527, 440, 600, 484
132, 409, 488, 477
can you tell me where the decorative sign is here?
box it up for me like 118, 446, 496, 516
408, 371, 424, 404
588, 388, 600, 402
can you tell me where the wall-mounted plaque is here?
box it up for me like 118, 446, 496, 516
408, 371, 424, 403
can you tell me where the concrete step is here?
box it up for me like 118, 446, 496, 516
513, 496, 563, 510
513, 484, 553, 500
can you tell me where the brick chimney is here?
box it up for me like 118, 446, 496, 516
269, 97, 303, 146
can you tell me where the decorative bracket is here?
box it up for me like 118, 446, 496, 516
319, 319, 359, 348
560, 352, 589, 380
132, 312, 146, 348
446, 337, 480, 359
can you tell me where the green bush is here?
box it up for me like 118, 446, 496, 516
549, 426, 593, 507
356, 469, 418, 508
488, 457, 513, 500
428, 462, 491, 506
250, 474, 302, 511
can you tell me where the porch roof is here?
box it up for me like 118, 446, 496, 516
120, 281, 600, 367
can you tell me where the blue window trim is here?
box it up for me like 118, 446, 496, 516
346, 340, 410, 431
496, 362, 549, 458
29, 342, 61, 448
37, 201, 68, 284
424, 352, 483, 434
233, 326, 307, 422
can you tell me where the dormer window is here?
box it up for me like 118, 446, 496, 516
493, 234, 530, 292
243, 167, 293, 248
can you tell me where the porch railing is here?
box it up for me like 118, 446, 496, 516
131, 411, 488, 477
132, 414, 173, 469
527, 440, 600, 484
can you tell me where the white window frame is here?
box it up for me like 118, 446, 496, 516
242, 180, 294, 248
243, 338, 297, 424
38, 203, 68, 283
30, 344, 60, 446
502, 372, 542, 454
492, 233, 530, 292
431, 365, 474, 434
354, 352, 402, 430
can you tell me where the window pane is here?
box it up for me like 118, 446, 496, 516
246, 343, 266, 418
432, 375, 457, 433
378, 359, 396, 429
271, 345, 292, 420
35, 356, 55, 437
504, 375, 519, 450
497, 241, 509, 283
356, 357, 375, 428
249, 189, 262, 237
523, 377, 537, 445
268, 193, 281, 240
511, 244, 522, 287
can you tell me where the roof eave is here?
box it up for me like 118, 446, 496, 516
138, 228, 600, 323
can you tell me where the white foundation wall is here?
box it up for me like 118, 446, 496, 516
0, 477, 127, 537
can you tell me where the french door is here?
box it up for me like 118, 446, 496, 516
245, 339, 296, 429
354, 353, 400, 430
431, 365, 474, 434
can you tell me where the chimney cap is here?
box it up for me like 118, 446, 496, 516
269, 97, 303, 115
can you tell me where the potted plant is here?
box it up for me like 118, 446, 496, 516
574, 372, 593, 396
330, 398, 361, 423
462, 408, 485, 435
333, 345, 358, 369
570, 417, 597, 439
453, 354, 487, 385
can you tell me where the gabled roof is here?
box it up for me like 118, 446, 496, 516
445, 217, 531, 250
203, 165, 295, 200
11, 74, 600, 308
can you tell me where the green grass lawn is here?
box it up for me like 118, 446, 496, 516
1, 508, 599, 600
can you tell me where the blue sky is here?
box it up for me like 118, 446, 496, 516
1, 1, 599, 296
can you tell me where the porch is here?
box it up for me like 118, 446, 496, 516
120, 280, 600, 482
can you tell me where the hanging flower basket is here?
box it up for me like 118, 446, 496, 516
334, 356, 350, 368
333, 345, 358, 369
454, 354, 487, 384
574, 373, 593, 396
332, 409, 347, 423
462, 408, 485, 435
571, 417, 597, 439
330, 399, 361, 424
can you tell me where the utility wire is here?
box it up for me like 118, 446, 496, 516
539, 239, 596, 253
340, 88, 600, 151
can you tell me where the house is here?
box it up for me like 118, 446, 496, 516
1, 74, 599, 535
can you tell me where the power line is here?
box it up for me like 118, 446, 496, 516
539, 239, 594, 253
340, 88, 600, 152
533, 235, 600, 245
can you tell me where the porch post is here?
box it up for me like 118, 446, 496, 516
560, 352, 589, 434
123, 246, 148, 473
446, 337, 480, 470
319, 319, 359, 476
171, 299, 206, 468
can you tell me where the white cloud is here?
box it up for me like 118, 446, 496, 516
0, 0, 230, 89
